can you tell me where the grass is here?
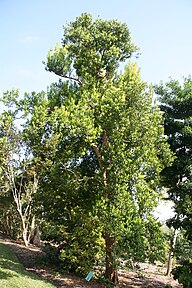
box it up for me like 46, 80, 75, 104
0, 241, 56, 288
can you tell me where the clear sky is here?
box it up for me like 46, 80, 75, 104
1, 0, 192, 96
0, 0, 191, 221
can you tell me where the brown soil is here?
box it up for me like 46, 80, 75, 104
1, 237, 182, 288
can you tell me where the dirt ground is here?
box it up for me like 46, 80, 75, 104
1, 237, 182, 288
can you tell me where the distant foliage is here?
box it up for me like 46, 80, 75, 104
155, 77, 192, 287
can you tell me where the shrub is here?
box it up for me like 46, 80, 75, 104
59, 220, 105, 275
41, 243, 60, 265
172, 260, 192, 288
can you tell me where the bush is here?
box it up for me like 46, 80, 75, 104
172, 260, 192, 288
40, 211, 105, 275
41, 244, 60, 265
59, 219, 105, 275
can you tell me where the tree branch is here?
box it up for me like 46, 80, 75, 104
92, 144, 107, 187
54, 71, 83, 86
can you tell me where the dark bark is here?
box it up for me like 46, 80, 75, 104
104, 232, 118, 285
93, 129, 119, 285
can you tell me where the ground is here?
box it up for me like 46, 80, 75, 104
1, 237, 182, 288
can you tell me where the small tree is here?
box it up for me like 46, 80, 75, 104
0, 89, 59, 246
0, 90, 37, 245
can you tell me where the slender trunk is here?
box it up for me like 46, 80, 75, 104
166, 230, 178, 276
15, 205, 29, 246
29, 215, 36, 241
21, 218, 29, 246
93, 130, 119, 285
104, 232, 118, 285
16, 204, 31, 246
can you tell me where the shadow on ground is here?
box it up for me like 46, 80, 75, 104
1, 239, 181, 288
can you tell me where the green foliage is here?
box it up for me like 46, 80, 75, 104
171, 232, 192, 287
41, 208, 105, 275
172, 260, 192, 288
0, 89, 60, 244
45, 13, 138, 84
155, 78, 192, 232
41, 244, 60, 266
40, 222, 68, 244
118, 217, 168, 264
174, 232, 192, 262
0, 191, 20, 239
155, 77, 192, 286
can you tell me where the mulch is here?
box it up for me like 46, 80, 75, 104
0, 236, 182, 288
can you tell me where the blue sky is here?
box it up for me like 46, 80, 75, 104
1, 0, 192, 96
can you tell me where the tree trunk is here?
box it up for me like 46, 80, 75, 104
104, 232, 119, 286
18, 208, 30, 246
29, 216, 41, 246
93, 131, 119, 285
22, 225, 29, 246
166, 229, 178, 276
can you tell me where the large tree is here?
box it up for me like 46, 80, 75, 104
44, 13, 173, 284
155, 78, 192, 234
155, 78, 192, 288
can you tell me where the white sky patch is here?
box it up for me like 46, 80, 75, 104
154, 200, 175, 222
17, 34, 42, 44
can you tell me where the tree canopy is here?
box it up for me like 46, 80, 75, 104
45, 12, 138, 85
155, 78, 192, 235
